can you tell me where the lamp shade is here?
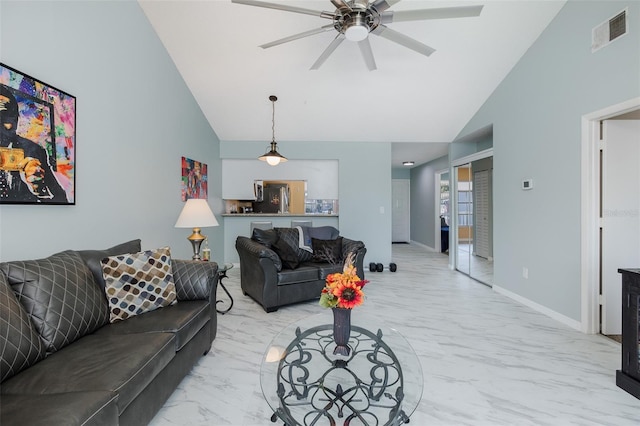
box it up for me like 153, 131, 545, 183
259, 141, 288, 166
175, 199, 219, 228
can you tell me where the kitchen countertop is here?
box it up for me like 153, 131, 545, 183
222, 213, 338, 217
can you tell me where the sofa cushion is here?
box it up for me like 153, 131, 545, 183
311, 237, 343, 264
0, 250, 109, 355
0, 332, 176, 415
276, 227, 313, 262
101, 247, 177, 323
77, 239, 142, 290
251, 228, 278, 248
313, 262, 344, 280
0, 391, 118, 426
272, 237, 300, 269
0, 271, 46, 382
94, 300, 209, 351
277, 266, 320, 285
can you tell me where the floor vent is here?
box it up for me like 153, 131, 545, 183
592, 8, 628, 53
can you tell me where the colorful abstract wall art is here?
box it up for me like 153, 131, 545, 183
181, 157, 208, 201
0, 63, 76, 204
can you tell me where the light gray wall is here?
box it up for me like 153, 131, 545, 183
456, 0, 640, 322
0, 1, 222, 262
392, 168, 410, 179
450, 126, 493, 162
410, 154, 449, 248
221, 141, 392, 264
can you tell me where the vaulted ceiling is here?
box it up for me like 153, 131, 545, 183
139, 0, 566, 168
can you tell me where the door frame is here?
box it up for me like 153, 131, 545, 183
581, 96, 640, 334
450, 148, 494, 272
435, 168, 449, 253
391, 179, 410, 243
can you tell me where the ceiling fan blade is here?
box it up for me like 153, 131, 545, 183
231, 0, 334, 19
381, 5, 483, 23
371, 0, 401, 13
330, 0, 352, 12
371, 25, 435, 57
310, 34, 345, 70
358, 38, 377, 71
260, 25, 335, 49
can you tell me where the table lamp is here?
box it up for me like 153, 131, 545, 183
175, 199, 219, 260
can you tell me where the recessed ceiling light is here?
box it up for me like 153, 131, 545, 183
403, 161, 415, 166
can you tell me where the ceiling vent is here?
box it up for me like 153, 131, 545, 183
592, 8, 628, 53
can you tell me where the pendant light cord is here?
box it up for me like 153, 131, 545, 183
272, 98, 276, 143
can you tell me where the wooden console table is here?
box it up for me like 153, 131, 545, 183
617, 268, 640, 399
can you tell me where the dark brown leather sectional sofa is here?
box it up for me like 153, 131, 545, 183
0, 240, 218, 426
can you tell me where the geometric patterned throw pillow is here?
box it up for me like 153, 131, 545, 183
101, 247, 177, 323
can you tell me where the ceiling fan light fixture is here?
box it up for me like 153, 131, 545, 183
344, 12, 370, 41
258, 95, 287, 166
403, 161, 415, 166
345, 23, 369, 41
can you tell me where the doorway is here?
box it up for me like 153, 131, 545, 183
581, 97, 640, 334
455, 163, 473, 276
451, 150, 494, 286
600, 118, 640, 336
392, 179, 410, 243
435, 169, 450, 254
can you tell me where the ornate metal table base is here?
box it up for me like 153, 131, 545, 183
215, 264, 234, 314
268, 324, 411, 426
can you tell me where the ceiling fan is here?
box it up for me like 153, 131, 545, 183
231, 0, 483, 71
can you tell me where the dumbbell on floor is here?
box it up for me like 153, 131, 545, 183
368, 262, 398, 272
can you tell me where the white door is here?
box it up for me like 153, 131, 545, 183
601, 120, 640, 335
474, 170, 491, 259
392, 179, 410, 243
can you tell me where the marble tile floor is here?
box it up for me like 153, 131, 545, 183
150, 243, 640, 426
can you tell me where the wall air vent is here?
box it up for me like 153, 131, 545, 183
592, 8, 628, 53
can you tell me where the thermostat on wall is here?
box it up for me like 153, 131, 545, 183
522, 179, 534, 190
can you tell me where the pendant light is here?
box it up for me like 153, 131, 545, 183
258, 95, 287, 166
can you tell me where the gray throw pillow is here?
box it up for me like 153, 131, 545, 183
0, 271, 46, 382
251, 228, 278, 248
272, 237, 300, 269
276, 228, 313, 263
1, 250, 109, 355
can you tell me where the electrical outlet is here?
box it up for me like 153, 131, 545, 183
522, 267, 529, 279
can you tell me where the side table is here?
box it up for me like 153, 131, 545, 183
216, 263, 234, 314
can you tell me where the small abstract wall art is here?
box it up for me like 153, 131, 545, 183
181, 157, 208, 201
0, 63, 76, 205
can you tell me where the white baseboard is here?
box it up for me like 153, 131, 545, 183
493, 284, 583, 332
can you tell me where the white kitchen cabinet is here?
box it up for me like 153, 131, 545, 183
222, 159, 338, 200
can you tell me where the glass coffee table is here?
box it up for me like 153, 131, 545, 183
261, 310, 423, 426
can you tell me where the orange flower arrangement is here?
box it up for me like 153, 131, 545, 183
319, 253, 369, 309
